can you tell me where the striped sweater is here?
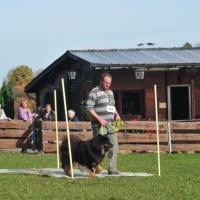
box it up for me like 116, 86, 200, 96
86, 86, 116, 122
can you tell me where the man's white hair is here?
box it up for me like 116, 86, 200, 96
68, 109, 75, 114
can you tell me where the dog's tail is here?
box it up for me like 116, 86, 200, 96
60, 135, 80, 167
60, 137, 68, 167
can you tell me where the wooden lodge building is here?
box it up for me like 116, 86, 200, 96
25, 48, 200, 121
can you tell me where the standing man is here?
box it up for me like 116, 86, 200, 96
86, 72, 121, 175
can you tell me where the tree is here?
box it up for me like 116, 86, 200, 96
0, 81, 14, 117
0, 65, 34, 118
182, 42, 193, 49
8, 65, 33, 86
0, 89, 4, 105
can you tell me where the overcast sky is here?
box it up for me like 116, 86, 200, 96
0, 0, 200, 86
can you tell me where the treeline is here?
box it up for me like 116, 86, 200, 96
0, 65, 38, 118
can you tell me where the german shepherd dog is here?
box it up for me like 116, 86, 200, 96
60, 134, 112, 177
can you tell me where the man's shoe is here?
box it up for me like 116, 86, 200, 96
108, 170, 119, 175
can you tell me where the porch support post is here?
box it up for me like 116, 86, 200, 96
191, 78, 195, 119
167, 121, 172, 154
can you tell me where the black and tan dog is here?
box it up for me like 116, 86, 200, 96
60, 134, 112, 177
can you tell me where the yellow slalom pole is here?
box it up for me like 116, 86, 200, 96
54, 90, 60, 169
61, 78, 74, 179
154, 84, 161, 177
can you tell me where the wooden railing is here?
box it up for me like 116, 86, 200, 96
0, 120, 200, 153
168, 121, 200, 152
0, 120, 33, 150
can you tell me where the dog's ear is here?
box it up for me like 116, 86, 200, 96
95, 134, 102, 142
91, 135, 100, 148
103, 138, 113, 152
91, 135, 105, 149
108, 142, 113, 148
96, 134, 108, 144
93, 134, 102, 147
104, 137, 113, 148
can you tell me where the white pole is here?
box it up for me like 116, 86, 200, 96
61, 78, 74, 178
154, 84, 161, 177
54, 90, 60, 169
167, 121, 172, 154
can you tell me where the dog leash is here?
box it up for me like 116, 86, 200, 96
99, 120, 124, 135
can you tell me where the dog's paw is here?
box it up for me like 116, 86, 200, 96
63, 166, 71, 177
95, 164, 103, 174
89, 171, 96, 177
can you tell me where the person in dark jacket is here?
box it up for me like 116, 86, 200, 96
67, 109, 79, 122
67, 109, 80, 133
42, 104, 55, 121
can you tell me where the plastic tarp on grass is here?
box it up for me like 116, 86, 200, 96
0, 168, 153, 178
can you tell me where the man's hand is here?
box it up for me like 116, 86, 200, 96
115, 110, 121, 121
115, 115, 121, 121
89, 110, 108, 126
98, 117, 108, 126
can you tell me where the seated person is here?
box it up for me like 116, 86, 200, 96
67, 109, 81, 132
18, 99, 33, 121
0, 104, 11, 120
68, 109, 79, 122
42, 104, 55, 121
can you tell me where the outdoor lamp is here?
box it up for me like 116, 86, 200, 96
68, 71, 76, 80
135, 70, 145, 80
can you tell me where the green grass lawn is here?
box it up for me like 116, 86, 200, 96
0, 152, 200, 200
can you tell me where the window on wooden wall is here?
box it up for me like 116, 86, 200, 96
114, 90, 145, 117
